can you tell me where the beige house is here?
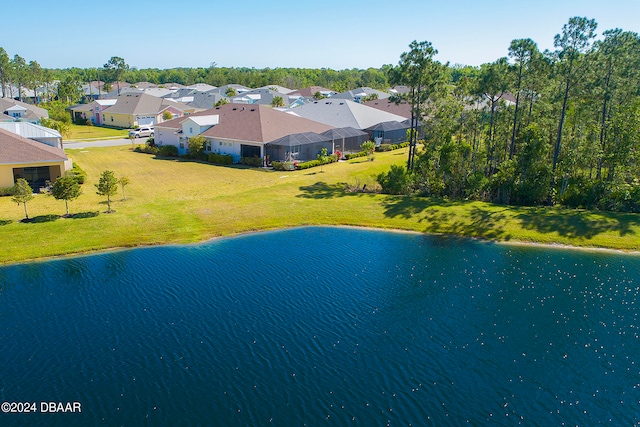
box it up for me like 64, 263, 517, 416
99, 93, 198, 128
0, 128, 71, 189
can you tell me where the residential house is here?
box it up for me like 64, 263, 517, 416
68, 99, 118, 125
363, 99, 429, 139
155, 103, 333, 162
0, 99, 49, 123
363, 99, 412, 120
131, 82, 158, 90
331, 87, 390, 103
0, 127, 71, 188
186, 83, 217, 92
365, 121, 410, 145
0, 112, 14, 122
229, 88, 303, 107
211, 84, 252, 96
99, 93, 197, 128
0, 122, 63, 149
162, 88, 227, 109
389, 85, 411, 95
162, 82, 186, 90
287, 99, 408, 143
255, 85, 295, 94
81, 81, 103, 102
288, 86, 336, 102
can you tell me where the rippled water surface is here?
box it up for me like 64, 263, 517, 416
1, 227, 640, 426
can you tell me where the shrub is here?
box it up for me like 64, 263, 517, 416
0, 186, 16, 197
157, 145, 179, 157
375, 142, 409, 152
361, 141, 376, 159
272, 161, 295, 171
377, 164, 411, 195
295, 154, 338, 170
134, 143, 160, 154
240, 157, 263, 167
70, 163, 87, 184
208, 153, 234, 165
296, 159, 320, 170
345, 151, 368, 160
560, 177, 604, 210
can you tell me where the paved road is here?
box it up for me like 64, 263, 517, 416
64, 138, 136, 149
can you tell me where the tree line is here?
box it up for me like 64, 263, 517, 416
379, 16, 640, 213
0, 49, 393, 104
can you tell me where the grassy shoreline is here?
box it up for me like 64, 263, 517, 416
1, 146, 639, 265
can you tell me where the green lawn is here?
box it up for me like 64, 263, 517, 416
66, 124, 129, 141
0, 146, 639, 265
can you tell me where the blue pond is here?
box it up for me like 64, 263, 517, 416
1, 226, 639, 426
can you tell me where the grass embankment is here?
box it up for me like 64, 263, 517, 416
66, 124, 129, 141
0, 146, 639, 264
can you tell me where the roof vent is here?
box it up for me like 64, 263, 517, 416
232, 107, 237, 110
250, 108, 256, 111
339, 102, 344, 105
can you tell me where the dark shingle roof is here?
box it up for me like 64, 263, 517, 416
200, 104, 333, 143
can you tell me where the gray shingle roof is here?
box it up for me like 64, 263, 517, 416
0, 127, 67, 164
102, 93, 190, 115
331, 87, 390, 101
0, 99, 48, 120
288, 99, 406, 130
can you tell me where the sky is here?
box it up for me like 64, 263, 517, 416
4, 0, 640, 71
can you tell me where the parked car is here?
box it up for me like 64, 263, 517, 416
129, 126, 154, 138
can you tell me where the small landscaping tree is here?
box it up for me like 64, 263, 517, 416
12, 178, 34, 220
214, 98, 229, 107
118, 176, 130, 200
95, 170, 118, 213
162, 110, 173, 121
317, 147, 328, 173
361, 141, 376, 161
188, 136, 206, 159
225, 87, 237, 97
51, 174, 82, 216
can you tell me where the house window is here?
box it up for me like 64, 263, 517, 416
189, 127, 193, 134
111, 116, 114, 122
179, 142, 184, 149
205, 142, 211, 151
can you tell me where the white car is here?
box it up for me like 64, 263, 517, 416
129, 126, 154, 138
